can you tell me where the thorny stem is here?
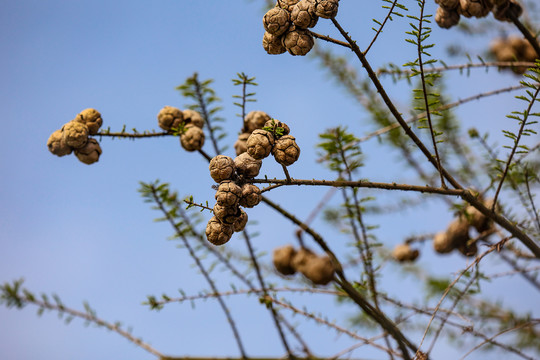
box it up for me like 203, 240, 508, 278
364, 0, 400, 56
524, 169, 540, 233
308, 30, 351, 48
378, 61, 539, 76
509, 12, 540, 58
193, 76, 221, 156
97, 130, 171, 138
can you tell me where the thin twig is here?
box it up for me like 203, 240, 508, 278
509, 12, 540, 57
364, 0, 400, 56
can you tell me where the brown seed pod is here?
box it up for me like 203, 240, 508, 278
291, 0, 318, 29
209, 155, 236, 183
458, 240, 478, 257
244, 111, 271, 133
264, 119, 290, 136
283, 26, 314, 56
301, 255, 335, 285
75, 108, 103, 135
180, 124, 205, 152
291, 247, 316, 272
523, 42, 538, 62
215, 180, 242, 207
262, 31, 287, 55
47, 129, 73, 157
182, 109, 204, 128
157, 106, 184, 131
459, 0, 492, 18
392, 243, 420, 263
433, 232, 454, 254
247, 129, 275, 160
205, 216, 233, 246
435, 0, 459, 9
446, 217, 470, 247
234, 152, 262, 178
213, 203, 241, 225
435, 6, 460, 28
508, 36, 527, 56
263, 7, 290, 36
273, 245, 297, 275
239, 183, 262, 208
233, 209, 248, 232
234, 133, 251, 156
62, 121, 89, 149
493, 0, 523, 22
463, 200, 496, 233
74, 138, 102, 165
272, 135, 300, 166
495, 46, 517, 62
276, 0, 300, 12
313, 0, 339, 19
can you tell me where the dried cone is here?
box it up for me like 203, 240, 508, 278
157, 106, 184, 131
291, 247, 316, 272
205, 216, 233, 246
62, 121, 89, 149
233, 209, 248, 232
435, 6, 460, 28
291, 0, 318, 29
314, 0, 339, 19
459, 0, 493, 18
264, 119, 290, 136
433, 232, 454, 254
273, 245, 297, 275
234, 152, 262, 178
301, 255, 335, 285
463, 200, 495, 233
283, 27, 314, 56
75, 108, 102, 135
392, 243, 420, 262
263, 7, 290, 36
74, 138, 102, 165
209, 155, 236, 183
47, 129, 72, 156
215, 180, 242, 207
234, 133, 251, 156
263, 31, 287, 55
182, 109, 204, 128
239, 183, 262, 208
523, 42, 538, 62
435, 0, 459, 9
180, 124, 205, 152
458, 240, 478, 257
213, 203, 241, 225
247, 129, 275, 160
277, 0, 300, 12
446, 217, 470, 247
493, 0, 523, 22
272, 135, 300, 166
245, 111, 271, 133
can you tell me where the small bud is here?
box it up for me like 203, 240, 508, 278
264, 119, 290, 136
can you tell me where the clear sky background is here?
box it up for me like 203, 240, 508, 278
0, 1, 538, 359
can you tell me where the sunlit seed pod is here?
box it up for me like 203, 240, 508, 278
74, 138, 102, 165
247, 129, 275, 160
245, 111, 271, 133
263, 7, 290, 36
234, 133, 251, 156
209, 155, 236, 183
239, 183, 262, 208
435, 0, 459, 9
459, 0, 493, 18
392, 243, 420, 263
291, 0, 318, 29
263, 119, 290, 136
272, 135, 300, 166
180, 124, 205, 152
182, 109, 204, 128
262, 31, 287, 55
233, 209, 248, 232
463, 199, 495, 233
301, 255, 335, 285
283, 27, 314, 56
272, 245, 297, 275
47, 129, 73, 157
215, 180, 242, 207
157, 106, 184, 131
75, 108, 103, 135
276, 0, 300, 12
313, 0, 339, 19
435, 6, 460, 29
213, 203, 241, 225
234, 152, 262, 178
433, 232, 454, 254
205, 216, 233, 246
62, 121, 89, 149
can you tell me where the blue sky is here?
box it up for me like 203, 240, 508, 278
1, 1, 538, 359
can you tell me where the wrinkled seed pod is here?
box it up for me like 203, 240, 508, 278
74, 138, 102, 165
314, 0, 339, 19
458, 241, 478, 257
215, 180, 242, 207
209, 155, 236, 183
464, 200, 495, 233
291, 0, 318, 29
301, 255, 335, 285
435, 0, 459, 9
247, 129, 275, 160
273, 245, 297, 275
495, 46, 517, 62
433, 232, 454, 254
283, 27, 314, 56
276, 0, 300, 12
47, 129, 73, 156
234, 133, 251, 156
291, 247, 316, 271
157, 106, 184, 131
392, 243, 420, 263
239, 183, 262, 208
523, 42, 538, 62
263, 7, 290, 36
493, 0, 523, 22
264, 119, 290, 136
263, 31, 287, 55
234, 152, 262, 178
508, 36, 527, 55
75, 108, 103, 135
182, 109, 204, 128
213, 203, 241, 225
180, 124, 205, 152
272, 135, 300, 166
446, 217, 470, 247
435, 6, 460, 28
62, 121, 89, 149
233, 209, 248, 232
205, 216, 233, 246
459, 0, 493, 18
245, 111, 271, 133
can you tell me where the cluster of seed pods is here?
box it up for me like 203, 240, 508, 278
273, 245, 335, 285
157, 106, 205, 151
435, 0, 523, 29
47, 108, 103, 165
490, 36, 538, 74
